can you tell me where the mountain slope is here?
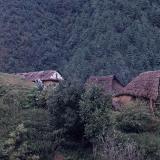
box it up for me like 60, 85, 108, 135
0, 0, 160, 82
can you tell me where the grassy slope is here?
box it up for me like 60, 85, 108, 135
0, 73, 53, 159
0, 73, 34, 88
0, 73, 35, 148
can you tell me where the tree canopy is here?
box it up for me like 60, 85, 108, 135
1, 0, 160, 83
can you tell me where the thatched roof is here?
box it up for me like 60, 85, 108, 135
116, 70, 160, 101
16, 70, 63, 82
86, 75, 124, 94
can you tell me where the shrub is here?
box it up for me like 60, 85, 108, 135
117, 101, 159, 133
116, 101, 160, 160
99, 135, 144, 160
47, 81, 84, 142
134, 134, 160, 160
79, 86, 113, 142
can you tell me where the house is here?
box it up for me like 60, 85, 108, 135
113, 70, 160, 112
86, 75, 124, 95
16, 70, 63, 88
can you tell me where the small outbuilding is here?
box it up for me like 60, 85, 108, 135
86, 75, 124, 95
113, 70, 160, 112
16, 70, 63, 88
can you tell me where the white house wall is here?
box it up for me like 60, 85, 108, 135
50, 72, 64, 80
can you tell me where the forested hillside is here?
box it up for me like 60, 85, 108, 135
1, 0, 160, 82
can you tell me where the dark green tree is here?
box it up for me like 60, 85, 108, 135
79, 86, 113, 142
47, 81, 84, 143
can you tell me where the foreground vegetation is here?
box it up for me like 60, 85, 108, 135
1, 73, 160, 159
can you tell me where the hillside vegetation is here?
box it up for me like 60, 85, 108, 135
1, 74, 160, 159
0, 74, 53, 160
1, 0, 160, 82
0, 73, 34, 141
0, 73, 34, 88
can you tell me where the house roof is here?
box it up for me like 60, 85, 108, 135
16, 70, 63, 81
116, 70, 160, 101
86, 75, 124, 94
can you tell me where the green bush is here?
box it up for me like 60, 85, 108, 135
116, 101, 160, 160
117, 101, 159, 133
47, 81, 84, 142
133, 134, 160, 160
79, 86, 113, 142
99, 135, 144, 160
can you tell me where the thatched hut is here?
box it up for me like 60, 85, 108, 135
86, 75, 124, 95
16, 70, 63, 88
113, 70, 160, 112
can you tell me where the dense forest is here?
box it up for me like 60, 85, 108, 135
1, 0, 160, 82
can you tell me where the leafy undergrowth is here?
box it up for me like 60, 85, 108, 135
59, 148, 93, 160
0, 73, 35, 137
2, 75, 160, 160
0, 73, 50, 159
115, 102, 160, 160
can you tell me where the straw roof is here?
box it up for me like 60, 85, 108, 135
86, 75, 124, 94
116, 70, 160, 101
16, 70, 63, 82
